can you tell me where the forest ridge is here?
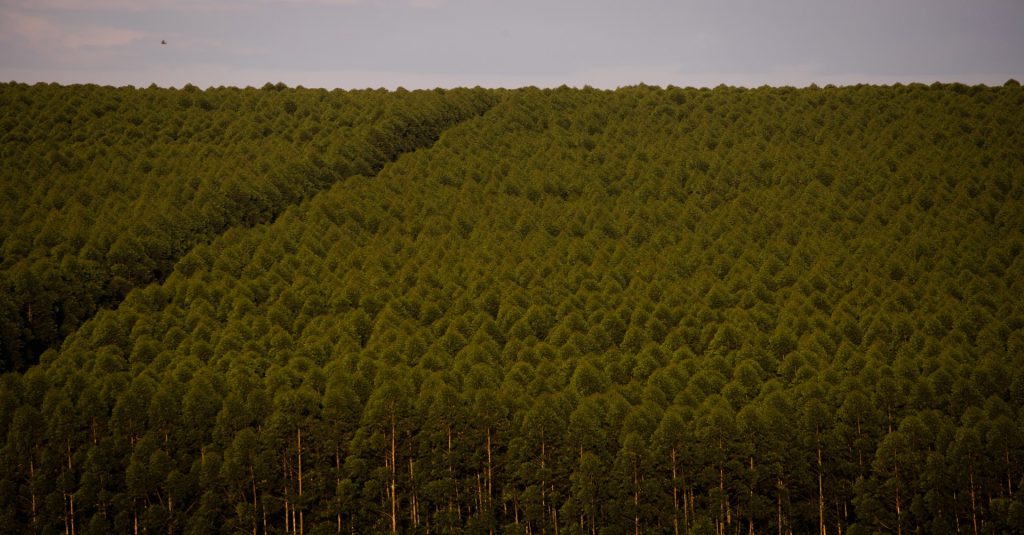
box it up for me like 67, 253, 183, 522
0, 81, 1023, 534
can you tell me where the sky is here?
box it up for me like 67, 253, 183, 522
1, 0, 1022, 90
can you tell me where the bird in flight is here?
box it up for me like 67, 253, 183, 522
161, 40, 167, 45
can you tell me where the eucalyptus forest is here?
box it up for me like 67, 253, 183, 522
1, 81, 1022, 534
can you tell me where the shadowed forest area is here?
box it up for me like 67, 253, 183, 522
0, 83, 498, 371
1, 81, 1023, 534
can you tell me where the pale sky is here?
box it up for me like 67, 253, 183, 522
1, 0, 1022, 89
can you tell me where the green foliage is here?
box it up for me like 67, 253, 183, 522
0, 82, 497, 371
2, 82, 1023, 533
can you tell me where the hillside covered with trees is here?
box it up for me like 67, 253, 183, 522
0, 83, 497, 371
1, 82, 1023, 534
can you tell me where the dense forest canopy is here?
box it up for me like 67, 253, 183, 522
1, 81, 1023, 534
0, 82, 497, 371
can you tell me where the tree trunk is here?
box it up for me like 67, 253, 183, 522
251, 464, 259, 535
390, 418, 398, 534
66, 443, 76, 535
777, 478, 784, 535
553, 493, 559, 535
30, 458, 38, 527
298, 428, 304, 535
953, 491, 962, 533
487, 428, 493, 506
448, 424, 454, 514
70, 491, 76, 535
284, 480, 291, 534
336, 447, 342, 534
749, 456, 755, 535
409, 456, 419, 527
893, 458, 902, 535
689, 486, 696, 535
477, 472, 484, 518
817, 431, 826, 535
719, 463, 725, 535
717, 437, 730, 535
540, 431, 546, 535
671, 447, 679, 535
682, 469, 691, 535
835, 497, 843, 535
969, 461, 978, 535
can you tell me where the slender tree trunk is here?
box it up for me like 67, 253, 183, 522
777, 477, 784, 535
719, 463, 725, 535
336, 447, 342, 534
487, 428, 493, 506
689, 486, 696, 534
383, 446, 390, 531
390, 418, 398, 534
749, 456, 755, 535
835, 497, 842, 535
1006, 448, 1014, 497
409, 456, 419, 527
817, 431, 826, 535
682, 469, 691, 535
718, 435, 727, 535
540, 431, 546, 535
65, 442, 76, 535
968, 462, 978, 535
448, 424, 454, 514
893, 458, 902, 535
671, 447, 680, 535
251, 465, 259, 535
477, 472, 484, 518
553, 492, 559, 535
727, 481, 732, 530
298, 428, 304, 535
29, 458, 38, 527
953, 491, 962, 533
718, 437, 730, 535
284, 479, 291, 534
